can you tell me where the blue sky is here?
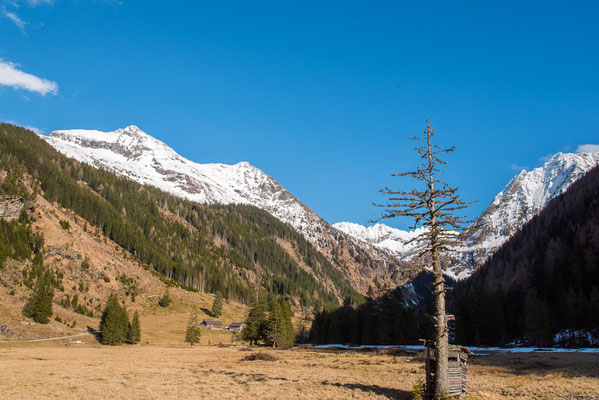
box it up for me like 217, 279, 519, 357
1, 1, 598, 230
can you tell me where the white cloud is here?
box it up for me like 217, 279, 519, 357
576, 144, 599, 154
3, 0, 55, 33
24, 124, 44, 134
510, 164, 527, 171
3, 9, 27, 32
27, 0, 54, 5
0, 60, 58, 95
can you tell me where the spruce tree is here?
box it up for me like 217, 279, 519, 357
242, 288, 267, 345
265, 296, 294, 348
211, 291, 223, 317
266, 297, 283, 348
185, 308, 201, 346
279, 298, 295, 348
23, 272, 54, 324
100, 293, 130, 345
128, 311, 141, 344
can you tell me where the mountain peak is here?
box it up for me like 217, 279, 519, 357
42, 125, 322, 239
115, 125, 147, 137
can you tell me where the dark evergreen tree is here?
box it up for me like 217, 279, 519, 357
211, 291, 223, 317
100, 293, 130, 345
242, 289, 267, 345
128, 311, 141, 344
266, 297, 283, 348
23, 272, 54, 324
185, 308, 201, 346
265, 296, 295, 348
279, 298, 295, 348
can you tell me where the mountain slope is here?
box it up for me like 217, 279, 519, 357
336, 151, 599, 279
42, 125, 417, 293
44, 126, 322, 243
453, 163, 599, 346
1, 123, 361, 310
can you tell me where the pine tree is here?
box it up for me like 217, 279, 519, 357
23, 272, 54, 324
185, 308, 201, 346
128, 311, 141, 344
279, 298, 295, 348
100, 293, 130, 345
374, 119, 473, 399
242, 288, 267, 345
158, 287, 171, 307
211, 291, 223, 317
264, 296, 295, 348
266, 297, 284, 348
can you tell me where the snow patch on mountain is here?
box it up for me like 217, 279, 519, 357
333, 222, 426, 260
43, 125, 324, 242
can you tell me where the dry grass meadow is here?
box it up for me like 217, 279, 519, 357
1, 343, 598, 400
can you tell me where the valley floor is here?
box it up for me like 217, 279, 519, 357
0, 344, 598, 399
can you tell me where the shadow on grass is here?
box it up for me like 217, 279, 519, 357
321, 380, 412, 400
200, 308, 216, 318
86, 326, 101, 343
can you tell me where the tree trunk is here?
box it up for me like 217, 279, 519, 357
432, 245, 449, 398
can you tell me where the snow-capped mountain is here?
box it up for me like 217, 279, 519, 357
457, 151, 599, 276
44, 125, 324, 242
335, 151, 599, 279
42, 125, 415, 293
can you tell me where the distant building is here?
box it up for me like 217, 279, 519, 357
200, 320, 223, 329
226, 322, 246, 331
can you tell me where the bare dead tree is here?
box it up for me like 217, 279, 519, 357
374, 119, 473, 399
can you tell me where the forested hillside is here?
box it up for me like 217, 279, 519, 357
0, 124, 361, 310
309, 164, 599, 347
309, 287, 420, 345
453, 164, 599, 346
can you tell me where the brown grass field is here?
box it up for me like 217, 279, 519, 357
1, 342, 598, 400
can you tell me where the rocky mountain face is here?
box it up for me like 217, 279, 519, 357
43, 126, 415, 294
335, 151, 599, 279
332, 222, 426, 261
0, 196, 33, 220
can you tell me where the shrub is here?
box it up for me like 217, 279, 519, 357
240, 352, 279, 362
158, 287, 171, 307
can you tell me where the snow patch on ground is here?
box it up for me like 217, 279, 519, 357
313, 344, 599, 353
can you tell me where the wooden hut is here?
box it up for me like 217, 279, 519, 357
226, 322, 246, 331
200, 320, 223, 329
422, 340, 469, 399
